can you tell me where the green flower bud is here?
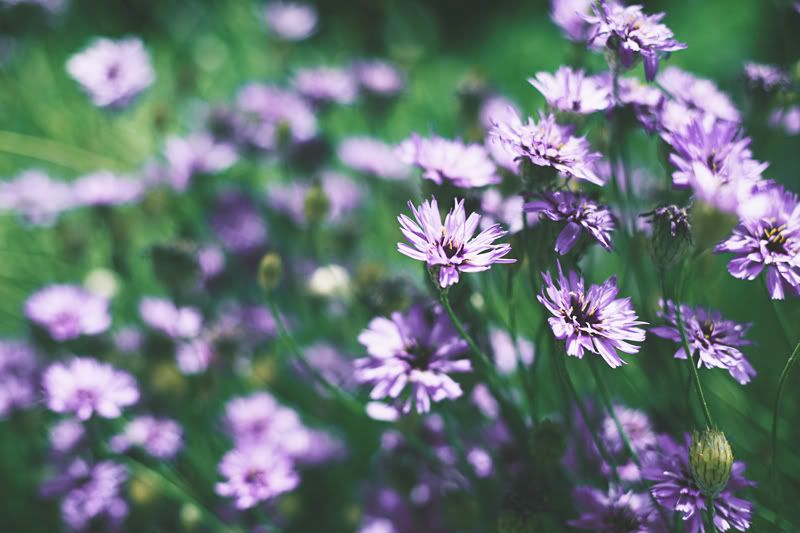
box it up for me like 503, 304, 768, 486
257, 253, 283, 290
303, 184, 330, 224
689, 428, 733, 498
642, 205, 693, 268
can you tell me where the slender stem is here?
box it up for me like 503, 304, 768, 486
771, 340, 800, 473
706, 500, 718, 533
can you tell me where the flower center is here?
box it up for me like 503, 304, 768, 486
763, 224, 788, 255
402, 343, 433, 371
566, 293, 600, 329
245, 468, 266, 486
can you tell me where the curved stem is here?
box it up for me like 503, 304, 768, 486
770, 340, 800, 474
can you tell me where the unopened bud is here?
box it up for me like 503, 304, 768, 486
689, 428, 733, 497
642, 205, 693, 268
303, 184, 330, 224
257, 253, 283, 290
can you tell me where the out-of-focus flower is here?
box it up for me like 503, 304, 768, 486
587, 3, 686, 81
49, 418, 85, 454
715, 183, 800, 299
113, 327, 143, 354
211, 190, 268, 254
139, 297, 202, 339
224, 392, 313, 456
743, 62, 789, 91
652, 300, 755, 384
267, 172, 361, 226
66, 37, 154, 109
365, 401, 400, 422
479, 96, 522, 172
551, 0, 596, 41
488, 327, 535, 374
263, 2, 317, 41
302, 342, 353, 388
491, 110, 604, 185
529, 66, 610, 114
84, 268, 119, 300
236, 84, 317, 146
175, 338, 215, 374
568, 485, 665, 532
339, 137, 410, 180
0, 340, 38, 418
355, 303, 471, 414
308, 264, 352, 299
352, 60, 405, 97
198, 245, 226, 280
216, 446, 299, 509
538, 262, 646, 367
658, 67, 740, 126
110, 415, 183, 459
293, 66, 358, 105
163, 133, 238, 191
480, 190, 534, 234
72, 171, 144, 207
644, 434, 754, 532
25, 284, 111, 341
0, 170, 74, 226
398, 197, 515, 288
397, 134, 500, 188
43, 357, 139, 420
769, 106, 800, 136
525, 190, 614, 255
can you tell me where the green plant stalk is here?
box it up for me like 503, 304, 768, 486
507, 269, 536, 416
771, 340, 800, 472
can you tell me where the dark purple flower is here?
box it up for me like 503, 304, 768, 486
236, 84, 317, 146
72, 171, 145, 207
658, 67, 740, 126
397, 134, 500, 188
568, 485, 665, 532
355, 303, 471, 414
43, 357, 139, 420
66, 37, 154, 109
139, 297, 202, 339
0, 340, 38, 418
587, 3, 686, 81
263, 2, 317, 41
551, 0, 596, 41
538, 262, 646, 367
715, 183, 800, 299
0, 170, 74, 226
643, 434, 754, 532
525, 190, 615, 254
397, 197, 515, 288
211, 190, 268, 254
293, 66, 358, 105
743, 62, 789, 91
110, 415, 183, 459
529, 66, 610, 114
338, 136, 410, 180
25, 284, 111, 341
352, 60, 405, 97
215, 445, 299, 509
163, 133, 238, 191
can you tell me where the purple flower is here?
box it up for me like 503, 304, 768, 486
267, 172, 361, 226
490, 110, 604, 185
551, 0, 596, 41
529, 66, 611, 114
488, 327, 535, 375
263, 2, 317, 41
72, 171, 145, 207
355, 303, 471, 414
538, 262, 646, 367
43, 357, 139, 420
715, 183, 800, 299
0, 340, 38, 418
338, 136, 410, 180
25, 284, 111, 341
139, 297, 202, 339
215, 445, 299, 509
110, 415, 183, 459
525, 190, 615, 254
568, 485, 665, 532
175, 338, 215, 374
743, 62, 789, 91
479, 96, 522, 172
352, 60, 405, 97
658, 67, 741, 126
49, 418, 86, 454
652, 300, 755, 384
397, 134, 500, 188
66, 37, 154, 109
397, 197, 516, 288
211, 190, 268, 254
293, 66, 358, 105
643, 434, 754, 532
198, 245, 226, 280
0, 170, 74, 226
769, 106, 800, 136
163, 133, 238, 191
480, 189, 535, 234
224, 392, 313, 457
236, 84, 317, 146
587, 3, 686, 81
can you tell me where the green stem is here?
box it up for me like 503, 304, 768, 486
770, 340, 800, 474
707, 500, 718, 533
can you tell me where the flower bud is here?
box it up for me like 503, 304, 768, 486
303, 184, 330, 224
257, 253, 283, 290
689, 428, 733, 497
642, 205, 693, 268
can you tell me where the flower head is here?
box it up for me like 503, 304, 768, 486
66, 37, 154, 109
236, 84, 317, 146
215, 446, 299, 509
568, 485, 665, 532
0, 340, 38, 418
72, 171, 145, 207
355, 303, 471, 414
529, 66, 610, 114
25, 284, 111, 341
339, 137, 410, 180
139, 297, 202, 339
293, 66, 358, 105
525, 190, 615, 254
743, 62, 789, 92
211, 190, 268, 254
263, 2, 317, 41
658, 67, 741, 127
0, 170, 74, 226
397, 197, 515, 288
538, 262, 646, 367
163, 133, 238, 191
352, 60, 405, 97
224, 392, 313, 457
110, 416, 183, 459
43, 357, 139, 420
551, 0, 596, 41
397, 134, 500, 188
641, 205, 694, 267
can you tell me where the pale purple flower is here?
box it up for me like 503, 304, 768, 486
397, 197, 515, 288
175, 338, 215, 374
338, 137, 410, 180
236, 84, 317, 145
652, 300, 755, 384
211, 191, 268, 253
743, 62, 789, 91
215, 445, 299, 509
72, 171, 144, 207
139, 297, 202, 339
587, 3, 686, 81
25, 284, 111, 341
267, 172, 361, 225
293, 66, 358, 105
658, 67, 740, 125
263, 2, 317, 41
110, 415, 183, 459
352, 60, 405, 97
551, 0, 596, 41
0, 170, 74, 225
538, 262, 646, 367
643, 434, 754, 533
529, 66, 611, 114
355, 303, 471, 414
49, 419, 85, 454
479, 96, 522, 172
66, 37, 154, 109
490, 110, 604, 184
569, 486, 665, 532
302, 342, 353, 388
397, 134, 500, 188
525, 190, 615, 254
488, 327, 535, 375
224, 392, 313, 457
198, 245, 226, 280
480, 189, 534, 234
163, 133, 238, 191
0, 340, 38, 418
715, 183, 800, 299
769, 106, 800, 136
43, 357, 139, 420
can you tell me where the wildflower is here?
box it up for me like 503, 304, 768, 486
293, 66, 358, 105
658, 67, 740, 126
215, 446, 299, 509
66, 37, 154, 108
529, 66, 610, 114
743, 62, 789, 91
236, 84, 317, 145
538, 262, 646, 367
139, 297, 202, 339
355, 303, 471, 414
163, 133, 238, 191
49, 419, 85, 454
480, 189, 534, 234
211, 191, 268, 254
338, 137, 410, 180
525, 190, 615, 255
397, 197, 515, 288
25, 284, 111, 341
488, 327, 535, 374
397, 134, 500, 188
352, 60, 405, 97
568, 485, 665, 532
43, 357, 139, 420
224, 392, 313, 457
769, 106, 800, 136
479, 96, 522, 172
71, 171, 145, 207
551, 0, 596, 41
110, 416, 183, 459
267, 172, 361, 225
263, 2, 317, 41
0, 170, 74, 226
175, 338, 215, 374
0, 340, 38, 418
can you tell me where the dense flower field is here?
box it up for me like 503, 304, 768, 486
0, 0, 798, 531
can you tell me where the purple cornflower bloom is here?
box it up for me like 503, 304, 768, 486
355, 303, 471, 414
587, 3, 686, 81
139, 297, 202, 339
211, 190, 268, 254
769, 106, 800, 136
215, 445, 299, 509
163, 133, 238, 191
479, 96, 522, 172
50, 419, 85, 454
224, 392, 313, 457
525, 190, 615, 254
529, 66, 611, 114
66, 37, 154, 109
397, 134, 500, 188
643, 434, 754, 532
338, 136, 411, 180
43, 357, 139, 420
397, 197, 515, 288
551, 0, 596, 41
0, 340, 38, 418
352, 60, 405, 97
25, 284, 111, 341
488, 327, 535, 375
175, 338, 215, 375
743, 62, 789, 91
538, 262, 646, 367
72, 171, 145, 207
0, 170, 74, 226
568, 485, 665, 532
236, 84, 317, 146
110, 416, 183, 459
652, 301, 755, 384
293, 66, 358, 105
490, 110, 604, 185
715, 183, 800, 299
263, 2, 317, 41
658, 67, 741, 126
